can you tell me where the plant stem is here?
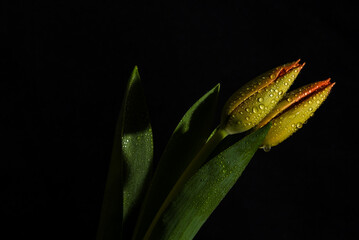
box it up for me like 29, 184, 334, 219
142, 125, 228, 240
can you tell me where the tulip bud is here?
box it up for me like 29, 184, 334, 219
221, 60, 305, 134
255, 78, 335, 151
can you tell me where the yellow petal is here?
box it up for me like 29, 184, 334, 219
261, 81, 335, 149
221, 60, 301, 123
223, 62, 304, 134
256, 78, 332, 129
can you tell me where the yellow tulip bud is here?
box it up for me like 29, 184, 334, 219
255, 78, 335, 151
221, 60, 305, 134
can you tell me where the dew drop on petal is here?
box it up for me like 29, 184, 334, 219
258, 97, 264, 103
296, 122, 303, 128
263, 145, 271, 152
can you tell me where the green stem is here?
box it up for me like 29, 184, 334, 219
142, 126, 228, 240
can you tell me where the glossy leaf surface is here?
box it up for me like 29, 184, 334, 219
149, 124, 271, 240
133, 84, 220, 240
97, 66, 153, 240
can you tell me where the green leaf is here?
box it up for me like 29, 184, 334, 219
97, 66, 153, 240
149, 124, 271, 240
132, 84, 220, 240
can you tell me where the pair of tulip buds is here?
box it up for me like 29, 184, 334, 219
220, 60, 335, 151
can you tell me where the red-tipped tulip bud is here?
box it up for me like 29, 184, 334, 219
221, 60, 305, 134
255, 78, 335, 151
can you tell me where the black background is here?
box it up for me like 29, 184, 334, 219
2, 1, 358, 239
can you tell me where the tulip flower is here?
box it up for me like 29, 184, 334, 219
220, 60, 305, 134
99, 64, 335, 240
254, 78, 335, 151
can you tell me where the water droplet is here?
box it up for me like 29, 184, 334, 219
287, 97, 292, 102
269, 93, 274, 97
245, 108, 250, 112
252, 107, 257, 113
263, 145, 271, 152
278, 90, 283, 95
258, 97, 264, 102
259, 104, 265, 110
309, 107, 313, 111
296, 122, 303, 128
284, 82, 288, 86
245, 116, 250, 120
270, 73, 276, 79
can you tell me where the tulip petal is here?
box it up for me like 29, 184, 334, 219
256, 78, 331, 129
261, 80, 335, 148
221, 60, 302, 122
224, 62, 304, 134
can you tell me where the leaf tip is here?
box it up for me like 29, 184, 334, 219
131, 65, 141, 81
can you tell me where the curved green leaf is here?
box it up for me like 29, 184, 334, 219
97, 66, 153, 240
132, 84, 220, 240
150, 124, 271, 240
